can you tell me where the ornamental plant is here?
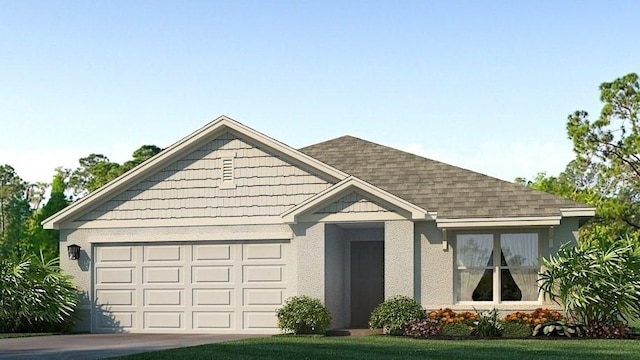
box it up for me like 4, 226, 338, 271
503, 308, 564, 328
472, 308, 503, 337
369, 295, 424, 335
427, 308, 477, 325
0, 254, 78, 333
538, 236, 640, 327
276, 296, 332, 334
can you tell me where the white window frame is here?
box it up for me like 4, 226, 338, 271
454, 229, 543, 305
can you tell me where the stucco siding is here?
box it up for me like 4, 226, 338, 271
78, 132, 333, 223
325, 224, 345, 328
314, 191, 392, 214
416, 221, 453, 306
293, 222, 325, 301
384, 220, 414, 297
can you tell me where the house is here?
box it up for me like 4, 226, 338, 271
43, 116, 594, 334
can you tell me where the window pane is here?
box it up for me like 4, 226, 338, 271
457, 268, 493, 301
502, 268, 539, 301
456, 234, 493, 267
500, 233, 538, 267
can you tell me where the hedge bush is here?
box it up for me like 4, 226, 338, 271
0, 255, 78, 333
276, 296, 332, 334
501, 322, 533, 338
369, 295, 424, 335
441, 322, 473, 337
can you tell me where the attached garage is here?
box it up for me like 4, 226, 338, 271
93, 241, 290, 333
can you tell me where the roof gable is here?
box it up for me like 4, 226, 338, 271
300, 136, 594, 220
43, 116, 349, 229
281, 177, 431, 223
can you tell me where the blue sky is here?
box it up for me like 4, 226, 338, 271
1, 1, 639, 184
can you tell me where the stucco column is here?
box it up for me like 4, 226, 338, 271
294, 222, 326, 301
384, 220, 414, 297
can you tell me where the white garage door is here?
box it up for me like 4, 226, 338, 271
93, 241, 289, 333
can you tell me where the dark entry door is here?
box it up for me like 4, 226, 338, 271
350, 241, 384, 328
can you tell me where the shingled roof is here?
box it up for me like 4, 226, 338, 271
300, 136, 589, 219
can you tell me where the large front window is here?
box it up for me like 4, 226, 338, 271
456, 233, 539, 302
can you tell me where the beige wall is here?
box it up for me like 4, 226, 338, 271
384, 220, 414, 298
324, 224, 345, 328
292, 222, 325, 301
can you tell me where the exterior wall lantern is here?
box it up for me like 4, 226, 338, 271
67, 244, 81, 260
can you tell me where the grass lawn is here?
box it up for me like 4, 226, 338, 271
111, 335, 640, 360
0, 333, 56, 339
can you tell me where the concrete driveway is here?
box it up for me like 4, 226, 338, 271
0, 333, 261, 359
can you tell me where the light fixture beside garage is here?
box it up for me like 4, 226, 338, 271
67, 244, 81, 260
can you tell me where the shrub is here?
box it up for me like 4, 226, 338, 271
585, 322, 631, 339
427, 308, 477, 325
403, 318, 441, 338
472, 309, 502, 337
369, 295, 424, 335
539, 237, 640, 327
533, 320, 585, 338
0, 255, 78, 333
501, 322, 533, 338
503, 308, 564, 328
276, 296, 332, 334
441, 322, 474, 337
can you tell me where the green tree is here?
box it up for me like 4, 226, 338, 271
566, 72, 640, 230
29, 168, 70, 260
68, 145, 162, 196
0, 165, 33, 258
68, 154, 121, 196
121, 145, 162, 172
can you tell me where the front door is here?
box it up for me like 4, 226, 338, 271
350, 241, 384, 328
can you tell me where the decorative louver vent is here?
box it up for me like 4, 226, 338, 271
220, 156, 236, 189
222, 158, 234, 181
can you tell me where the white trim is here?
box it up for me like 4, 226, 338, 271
437, 216, 561, 228
42, 115, 349, 230
281, 176, 430, 223
560, 207, 596, 217
86, 231, 293, 243
62, 216, 287, 229
299, 212, 407, 223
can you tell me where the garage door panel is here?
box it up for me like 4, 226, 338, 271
95, 241, 288, 334
97, 311, 135, 330
144, 245, 182, 262
144, 289, 183, 306
193, 244, 232, 261
143, 266, 182, 284
97, 267, 135, 284
144, 312, 183, 329
193, 312, 233, 329
244, 312, 278, 329
96, 290, 135, 306
97, 246, 133, 262
244, 265, 283, 282
244, 243, 282, 260
192, 266, 232, 283
193, 289, 233, 306
243, 288, 284, 306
